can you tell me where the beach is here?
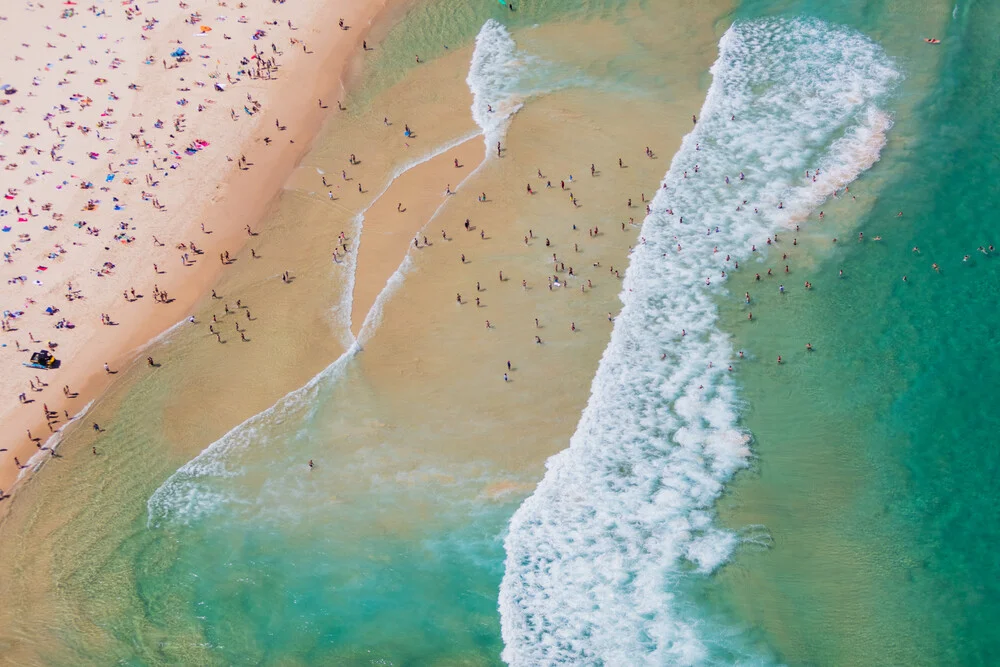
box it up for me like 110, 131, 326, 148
0, 0, 403, 496
1, 0, 999, 664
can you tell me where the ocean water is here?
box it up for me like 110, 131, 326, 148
708, 0, 1000, 664
499, 15, 898, 665
1, 0, 998, 665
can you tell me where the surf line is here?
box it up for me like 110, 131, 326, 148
497, 16, 899, 665
345, 129, 482, 337
148, 19, 530, 525
354, 139, 490, 345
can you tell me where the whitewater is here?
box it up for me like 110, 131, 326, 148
498, 17, 899, 666
146, 20, 539, 526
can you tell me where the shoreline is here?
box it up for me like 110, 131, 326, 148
0, 0, 401, 504
0, 4, 742, 663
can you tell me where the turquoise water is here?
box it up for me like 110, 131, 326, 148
709, 0, 1000, 664
3, 0, 999, 665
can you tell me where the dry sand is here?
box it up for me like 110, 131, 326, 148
0, 0, 401, 497
0, 5, 733, 657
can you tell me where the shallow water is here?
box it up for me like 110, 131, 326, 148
711, 0, 1000, 664
1, 0, 998, 665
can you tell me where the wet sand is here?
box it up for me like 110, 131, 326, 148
0, 0, 403, 500
0, 2, 731, 660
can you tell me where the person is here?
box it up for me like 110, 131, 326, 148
92, 447, 97, 455
504, 373, 509, 382
309, 460, 314, 469
104, 363, 111, 374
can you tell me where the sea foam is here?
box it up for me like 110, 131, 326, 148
467, 20, 580, 153
498, 18, 899, 665
468, 19, 527, 150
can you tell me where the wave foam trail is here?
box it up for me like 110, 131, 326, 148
499, 18, 899, 666
146, 349, 355, 527
467, 20, 568, 153
467, 20, 524, 149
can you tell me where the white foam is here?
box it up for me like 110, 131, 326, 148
356, 147, 487, 345
467, 20, 526, 151
148, 132, 485, 526
467, 20, 576, 154
19, 400, 94, 480
146, 349, 355, 526
499, 18, 899, 665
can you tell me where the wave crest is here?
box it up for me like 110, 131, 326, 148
499, 17, 899, 666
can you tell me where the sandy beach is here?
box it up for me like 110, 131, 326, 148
0, 0, 401, 498
1, 0, 995, 663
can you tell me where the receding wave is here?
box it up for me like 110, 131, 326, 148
498, 18, 899, 665
467, 19, 584, 153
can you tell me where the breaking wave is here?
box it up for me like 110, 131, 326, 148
498, 17, 899, 666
